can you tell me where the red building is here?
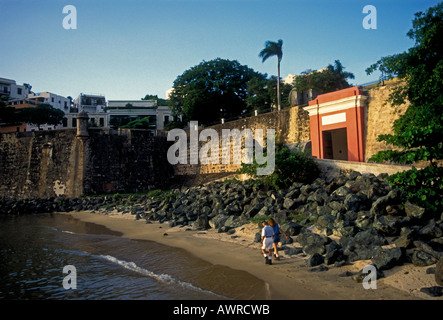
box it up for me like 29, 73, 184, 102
304, 86, 367, 162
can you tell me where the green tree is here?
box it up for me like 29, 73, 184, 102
237, 143, 319, 190
169, 58, 263, 125
293, 60, 354, 94
259, 39, 283, 110
16, 103, 65, 126
120, 116, 152, 129
366, 2, 443, 213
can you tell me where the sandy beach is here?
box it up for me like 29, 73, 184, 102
60, 210, 442, 300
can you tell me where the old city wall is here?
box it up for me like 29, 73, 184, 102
173, 83, 410, 183
0, 129, 173, 199
172, 105, 311, 184
364, 82, 409, 161
0, 84, 410, 199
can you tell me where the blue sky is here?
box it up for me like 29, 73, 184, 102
0, 0, 440, 100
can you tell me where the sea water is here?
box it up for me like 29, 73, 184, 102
0, 213, 269, 300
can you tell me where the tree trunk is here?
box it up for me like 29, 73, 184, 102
277, 60, 281, 111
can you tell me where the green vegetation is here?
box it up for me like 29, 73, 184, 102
259, 39, 284, 110
0, 103, 64, 127
366, 2, 443, 213
169, 58, 264, 126
237, 142, 319, 190
293, 60, 355, 94
120, 116, 153, 130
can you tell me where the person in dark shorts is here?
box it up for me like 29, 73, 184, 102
268, 218, 289, 261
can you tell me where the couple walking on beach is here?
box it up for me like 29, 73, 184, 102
261, 218, 288, 265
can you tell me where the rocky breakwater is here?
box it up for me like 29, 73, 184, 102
140, 171, 443, 295
1, 170, 442, 296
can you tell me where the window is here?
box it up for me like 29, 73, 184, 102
17, 88, 22, 95
99, 118, 104, 127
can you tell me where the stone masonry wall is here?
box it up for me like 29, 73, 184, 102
0, 128, 173, 199
173, 83, 411, 180
364, 83, 409, 161
173, 105, 311, 177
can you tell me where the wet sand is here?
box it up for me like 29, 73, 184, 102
60, 210, 442, 300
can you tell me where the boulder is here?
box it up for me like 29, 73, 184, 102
298, 232, 329, 255
341, 229, 387, 262
373, 214, 401, 236
404, 201, 426, 220
420, 286, 443, 297
371, 247, 404, 270
411, 250, 438, 267
193, 214, 210, 230
436, 258, 443, 286
281, 222, 303, 236
306, 253, 324, 267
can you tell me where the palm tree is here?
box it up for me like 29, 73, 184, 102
327, 60, 355, 89
259, 39, 283, 110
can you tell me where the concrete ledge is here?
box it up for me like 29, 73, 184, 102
315, 158, 412, 181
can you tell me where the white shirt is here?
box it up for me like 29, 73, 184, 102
261, 225, 274, 238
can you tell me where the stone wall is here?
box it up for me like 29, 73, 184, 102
0, 128, 173, 199
172, 83, 411, 182
0, 130, 82, 199
173, 105, 311, 177
364, 83, 409, 161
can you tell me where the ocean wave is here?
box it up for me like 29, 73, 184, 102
97, 254, 225, 298
62, 230, 77, 235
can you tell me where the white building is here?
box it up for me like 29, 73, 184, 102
0, 77, 31, 100
27, 92, 71, 113
74, 93, 107, 113
106, 99, 173, 133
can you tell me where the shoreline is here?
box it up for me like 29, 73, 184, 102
59, 210, 441, 300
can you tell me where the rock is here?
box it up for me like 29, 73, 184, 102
324, 242, 345, 265
394, 227, 416, 249
413, 240, 443, 260
209, 214, 228, 229
193, 214, 210, 230
338, 271, 354, 277
404, 201, 426, 220
310, 265, 329, 272
419, 219, 443, 239
420, 286, 443, 297
254, 232, 261, 243
411, 250, 438, 266
298, 232, 329, 255
341, 229, 387, 262
344, 194, 362, 212
283, 198, 296, 210
274, 209, 289, 224
436, 258, 443, 286
373, 214, 401, 236
316, 214, 335, 232
284, 247, 303, 256
306, 253, 324, 267
370, 188, 403, 216
371, 247, 404, 270
352, 266, 384, 283
281, 222, 303, 236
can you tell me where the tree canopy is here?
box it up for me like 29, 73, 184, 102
293, 60, 355, 94
366, 2, 443, 213
169, 58, 264, 126
0, 103, 64, 127
259, 39, 284, 110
